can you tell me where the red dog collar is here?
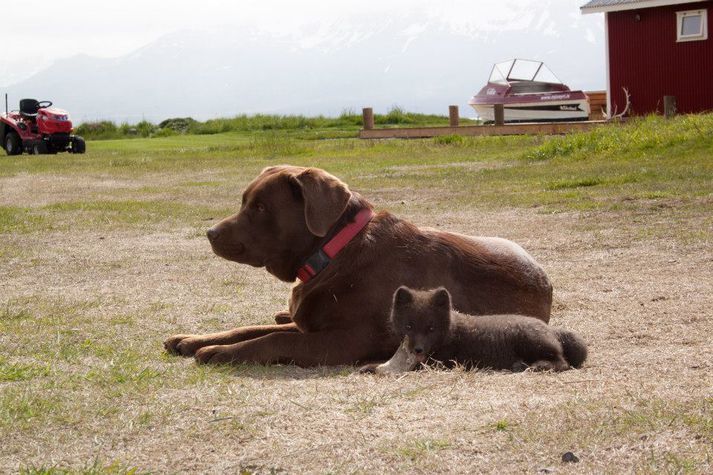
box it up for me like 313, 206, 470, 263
297, 208, 375, 283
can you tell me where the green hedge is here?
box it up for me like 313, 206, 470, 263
74, 107, 452, 140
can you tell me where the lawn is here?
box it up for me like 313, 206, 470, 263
1, 114, 711, 474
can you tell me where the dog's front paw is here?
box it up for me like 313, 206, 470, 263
195, 345, 235, 365
164, 334, 205, 357
164, 334, 192, 355
274, 311, 292, 324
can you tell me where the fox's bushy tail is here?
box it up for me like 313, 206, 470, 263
555, 329, 588, 368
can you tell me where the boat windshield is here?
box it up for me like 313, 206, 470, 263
488, 59, 562, 85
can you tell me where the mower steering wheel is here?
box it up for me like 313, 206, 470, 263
37, 100, 53, 109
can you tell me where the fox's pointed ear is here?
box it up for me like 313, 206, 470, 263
393, 286, 414, 307
431, 287, 451, 309
291, 168, 352, 237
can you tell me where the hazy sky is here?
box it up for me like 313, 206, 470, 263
1, 0, 601, 86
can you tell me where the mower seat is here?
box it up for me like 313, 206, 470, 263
20, 98, 40, 118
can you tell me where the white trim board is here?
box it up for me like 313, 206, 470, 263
582, 0, 706, 14
605, 13, 611, 118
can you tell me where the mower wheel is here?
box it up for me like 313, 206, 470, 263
5, 132, 22, 156
33, 141, 48, 155
72, 136, 86, 154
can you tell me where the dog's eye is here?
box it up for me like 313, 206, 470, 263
256, 203, 266, 213
427, 326, 435, 332
405, 324, 412, 330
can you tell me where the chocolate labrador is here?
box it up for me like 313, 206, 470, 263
164, 165, 552, 366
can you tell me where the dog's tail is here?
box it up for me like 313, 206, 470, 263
555, 329, 588, 368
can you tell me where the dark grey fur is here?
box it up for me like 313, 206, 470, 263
390, 286, 587, 371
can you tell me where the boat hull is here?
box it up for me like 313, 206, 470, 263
470, 98, 590, 123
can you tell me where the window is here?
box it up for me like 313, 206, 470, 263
677, 9, 708, 42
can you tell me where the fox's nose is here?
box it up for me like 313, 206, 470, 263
206, 227, 219, 242
413, 347, 424, 355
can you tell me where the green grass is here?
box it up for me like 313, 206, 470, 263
41, 199, 229, 229
20, 460, 148, 475
1, 113, 711, 237
0, 206, 49, 233
2, 301, 33, 320
0, 358, 50, 382
504, 396, 713, 472
494, 419, 511, 431
523, 113, 713, 162
395, 438, 452, 461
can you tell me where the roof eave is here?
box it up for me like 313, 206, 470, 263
581, 0, 704, 14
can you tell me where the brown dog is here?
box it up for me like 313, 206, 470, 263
164, 165, 553, 366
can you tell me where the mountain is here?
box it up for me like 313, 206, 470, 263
3, 11, 604, 123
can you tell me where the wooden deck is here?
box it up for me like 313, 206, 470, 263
359, 120, 606, 139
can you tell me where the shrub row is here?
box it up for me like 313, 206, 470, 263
75, 107, 451, 140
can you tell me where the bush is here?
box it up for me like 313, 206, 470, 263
74, 121, 120, 139
135, 121, 157, 138
154, 127, 177, 138
73, 109, 454, 140
336, 108, 363, 127
377, 106, 416, 125
158, 117, 196, 134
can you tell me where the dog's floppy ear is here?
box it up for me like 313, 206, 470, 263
291, 168, 352, 237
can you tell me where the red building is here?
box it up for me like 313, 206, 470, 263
582, 0, 712, 116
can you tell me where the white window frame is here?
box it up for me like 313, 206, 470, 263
676, 9, 708, 42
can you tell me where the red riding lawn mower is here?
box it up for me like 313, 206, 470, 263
1, 95, 85, 155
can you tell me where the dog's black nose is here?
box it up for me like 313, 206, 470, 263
414, 347, 424, 354
206, 227, 219, 242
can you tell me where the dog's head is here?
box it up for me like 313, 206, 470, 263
207, 165, 353, 281
390, 286, 452, 363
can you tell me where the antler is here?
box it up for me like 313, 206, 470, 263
608, 87, 631, 121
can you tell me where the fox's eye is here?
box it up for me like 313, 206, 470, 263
405, 324, 412, 330
428, 326, 435, 332
256, 203, 266, 212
